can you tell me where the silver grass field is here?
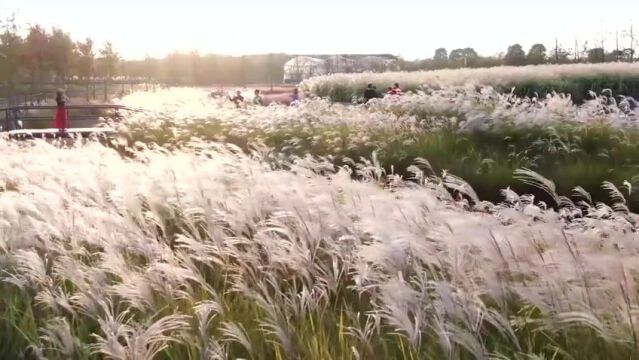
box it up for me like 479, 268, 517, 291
301, 62, 639, 103
2, 79, 639, 359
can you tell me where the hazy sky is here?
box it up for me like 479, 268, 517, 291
3, 0, 638, 60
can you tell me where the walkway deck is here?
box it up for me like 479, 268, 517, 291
1, 104, 140, 138
6, 127, 116, 140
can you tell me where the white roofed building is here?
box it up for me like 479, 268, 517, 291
283, 54, 400, 83
283, 56, 327, 83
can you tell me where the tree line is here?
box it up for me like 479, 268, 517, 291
402, 36, 636, 71
0, 15, 290, 98
1, 13, 638, 98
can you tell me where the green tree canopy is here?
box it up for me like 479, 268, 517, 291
449, 48, 477, 67
588, 48, 605, 63
75, 38, 94, 80
24, 25, 50, 88
527, 43, 547, 65
504, 43, 526, 65
0, 15, 22, 89
48, 28, 75, 84
97, 41, 119, 79
434, 48, 448, 61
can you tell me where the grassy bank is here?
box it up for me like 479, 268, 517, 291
301, 63, 639, 103
121, 117, 639, 211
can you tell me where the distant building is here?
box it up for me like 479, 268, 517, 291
355, 56, 400, 73
283, 54, 400, 83
283, 56, 327, 83
325, 55, 357, 73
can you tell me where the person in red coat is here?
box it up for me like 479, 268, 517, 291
54, 90, 69, 131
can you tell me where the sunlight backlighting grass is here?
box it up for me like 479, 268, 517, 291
1, 87, 639, 359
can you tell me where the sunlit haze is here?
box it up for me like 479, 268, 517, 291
4, 0, 638, 59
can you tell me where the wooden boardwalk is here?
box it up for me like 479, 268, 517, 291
1, 104, 141, 139
6, 127, 116, 140
0, 104, 135, 112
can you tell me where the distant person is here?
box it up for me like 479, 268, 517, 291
252, 89, 263, 105
386, 86, 394, 95
54, 89, 69, 131
290, 88, 301, 106
229, 90, 244, 108
363, 83, 378, 103
5, 96, 19, 131
372, 85, 379, 100
391, 82, 402, 95
6, 108, 18, 131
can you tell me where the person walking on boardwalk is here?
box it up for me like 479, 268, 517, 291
54, 89, 69, 131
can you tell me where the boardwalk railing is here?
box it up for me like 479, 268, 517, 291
1, 104, 141, 132
6, 127, 117, 140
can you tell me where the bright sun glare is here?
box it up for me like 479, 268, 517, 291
4, 0, 637, 59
